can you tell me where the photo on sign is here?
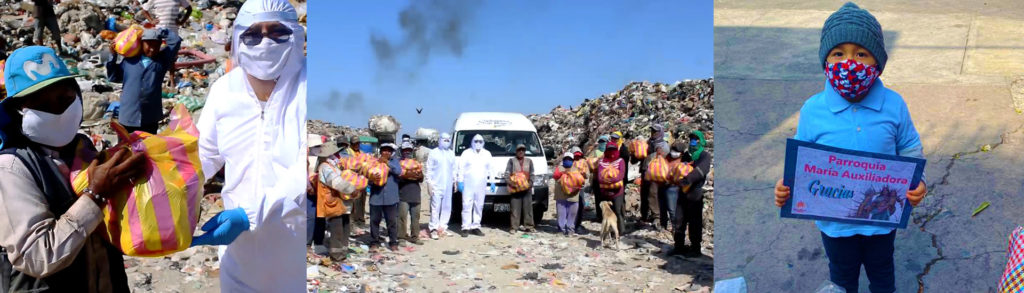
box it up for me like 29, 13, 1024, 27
782, 139, 925, 229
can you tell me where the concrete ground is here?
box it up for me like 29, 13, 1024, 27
714, 1, 1024, 292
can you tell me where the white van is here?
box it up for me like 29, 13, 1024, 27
452, 112, 554, 222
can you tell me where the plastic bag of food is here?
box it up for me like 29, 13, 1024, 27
70, 104, 202, 257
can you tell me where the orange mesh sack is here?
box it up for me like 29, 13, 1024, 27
399, 159, 424, 180
559, 170, 585, 194
644, 156, 670, 183
113, 25, 144, 58
507, 172, 531, 194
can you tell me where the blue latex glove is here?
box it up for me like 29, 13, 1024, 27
457, 182, 465, 193
191, 208, 250, 247
366, 187, 371, 194
490, 182, 496, 193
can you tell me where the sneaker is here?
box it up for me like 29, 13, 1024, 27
460, 230, 469, 238
430, 230, 439, 240
472, 229, 485, 236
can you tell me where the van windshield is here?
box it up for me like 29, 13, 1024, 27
455, 130, 543, 157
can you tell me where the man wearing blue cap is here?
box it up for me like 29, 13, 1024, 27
105, 28, 182, 134
0, 46, 146, 292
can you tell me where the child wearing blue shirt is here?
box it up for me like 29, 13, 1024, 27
773, 3, 929, 293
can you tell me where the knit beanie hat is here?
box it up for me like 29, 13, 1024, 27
819, 2, 887, 72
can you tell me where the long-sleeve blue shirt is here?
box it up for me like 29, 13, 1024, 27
105, 30, 182, 127
369, 153, 403, 206
794, 80, 925, 238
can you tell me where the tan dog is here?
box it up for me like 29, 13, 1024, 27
599, 201, 620, 249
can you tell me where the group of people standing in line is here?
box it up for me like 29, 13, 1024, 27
306, 123, 711, 264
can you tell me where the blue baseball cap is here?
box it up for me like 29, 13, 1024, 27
2, 46, 77, 101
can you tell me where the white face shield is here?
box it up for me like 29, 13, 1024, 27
232, 0, 306, 82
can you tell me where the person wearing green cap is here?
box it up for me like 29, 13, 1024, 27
772, 3, 927, 292
0, 46, 147, 292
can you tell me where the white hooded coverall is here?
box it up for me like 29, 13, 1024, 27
196, 0, 306, 291
426, 134, 455, 231
457, 134, 492, 230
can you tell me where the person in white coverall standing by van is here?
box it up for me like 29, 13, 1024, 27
426, 133, 456, 239
192, 0, 307, 291
457, 134, 496, 237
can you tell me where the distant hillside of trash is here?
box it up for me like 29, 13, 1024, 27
528, 79, 713, 156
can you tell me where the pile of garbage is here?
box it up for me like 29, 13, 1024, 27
528, 79, 715, 250
527, 79, 714, 154
307, 119, 371, 140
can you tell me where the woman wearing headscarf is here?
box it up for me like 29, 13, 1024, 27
193, 0, 307, 291
595, 141, 626, 234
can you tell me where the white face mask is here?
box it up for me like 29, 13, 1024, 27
439, 139, 451, 150
238, 37, 292, 81
20, 97, 83, 148
472, 141, 484, 151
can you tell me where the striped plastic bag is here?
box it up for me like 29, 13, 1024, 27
399, 159, 423, 180
338, 156, 362, 171
508, 172, 530, 194
599, 166, 623, 190
645, 156, 671, 183
559, 170, 585, 194
630, 139, 648, 160
70, 104, 203, 257
364, 159, 390, 186
113, 25, 144, 58
586, 157, 599, 172
573, 159, 590, 173
999, 226, 1024, 292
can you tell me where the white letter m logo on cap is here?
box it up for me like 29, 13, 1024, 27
22, 53, 60, 81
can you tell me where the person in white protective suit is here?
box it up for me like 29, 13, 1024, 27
425, 133, 455, 239
456, 134, 496, 237
192, 0, 307, 291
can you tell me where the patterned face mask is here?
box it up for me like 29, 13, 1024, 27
825, 59, 880, 101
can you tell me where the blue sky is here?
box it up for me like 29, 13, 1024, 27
307, 0, 712, 133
